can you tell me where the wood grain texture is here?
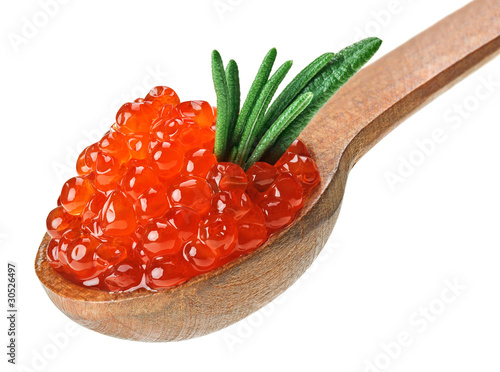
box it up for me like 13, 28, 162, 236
35, 0, 500, 342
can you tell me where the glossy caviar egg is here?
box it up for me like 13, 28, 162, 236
59, 177, 95, 216
104, 260, 144, 292
145, 86, 181, 110
277, 152, 321, 191
84, 143, 100, 170
158, 104, 174, 119
133, 185, 170, 224
47, 239, 62, 270
164, 207, 200, 243
183, 240, 220, 271
236, 205, 268, 251
46, 207, 80, 238
176, 124, 204, 151
168, 177, 212, 216
201, 127, 215, 151
95, 240, 129, 269
46, 85, 321, 292
100, 191, 137, 236
98, 131, 130, 163
66, 233, 101, 280
121, 165, 159, 200
152, 117, 191, 142
126, 133, 150, 160
146, 255, 189, 289
287, 139, 311, 157
266, 173, 304, 211
177, 100, 215, 128
199, 214, 238, 256
150, 141, 184, 178
115, 101, 157, 134
206, 162, 248, 192
94, 152, 123, 191
246, 162, 279, 202
76, 143, 100, 176
56, 230, 84, 273
132, 239, 150, 266
247, 162, 279, 193
211, 190, 253, 220
142, 219, 182, 258
182, 148, 217, 178
81, 192, 107, 226
259, 197, 295, 233
76, 147, 92, 176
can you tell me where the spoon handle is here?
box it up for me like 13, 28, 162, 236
305, 0, 500, 179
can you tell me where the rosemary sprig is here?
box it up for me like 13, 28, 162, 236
233, 60, 293, 165
225, 60, 240, 145
212, 50, 231, 160
259, 52, 335, 138
210, 37, 382, 168
264, 37, 382, 164
245, 92, 313, 170
231, 48, 277, 146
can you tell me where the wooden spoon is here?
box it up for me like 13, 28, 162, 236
35, 0, 500, 342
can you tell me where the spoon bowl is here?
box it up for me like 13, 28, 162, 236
36, 0, 500, 342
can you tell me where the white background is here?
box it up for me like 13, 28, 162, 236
1, 0, 499, 371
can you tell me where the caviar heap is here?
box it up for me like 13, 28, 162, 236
45, 86, 320, 292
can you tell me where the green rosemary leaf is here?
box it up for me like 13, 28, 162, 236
233, 60, 293, 165
211, 50, 231, 161
228, 146, 238, 164
260, 52, 335, 137
265, 37, 382, 164
230, 48, 277, 147
245, 92, 313, 169
225, 59, 240, 145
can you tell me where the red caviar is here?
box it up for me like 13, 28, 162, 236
46, 86, 320, 292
